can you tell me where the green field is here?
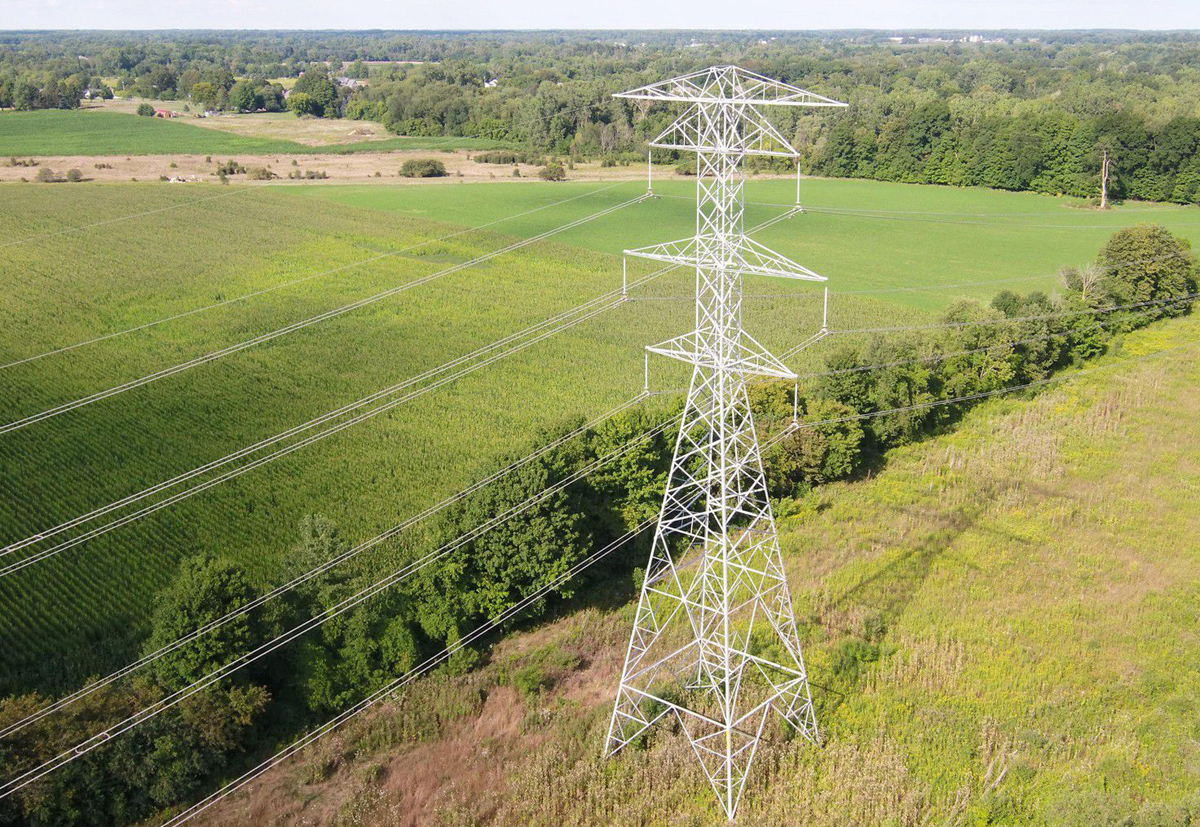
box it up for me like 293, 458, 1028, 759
242, 310, 1200, 826
0, 176, 1198, 696
296, 176, 1200, 312
0, 109, 498, 156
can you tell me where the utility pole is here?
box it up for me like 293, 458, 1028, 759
605, 66, 846, 820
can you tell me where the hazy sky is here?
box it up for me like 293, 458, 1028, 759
5, 0, 1200, 32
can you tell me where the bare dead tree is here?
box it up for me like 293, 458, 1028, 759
1100, 147, 1111, 210
1060, 262, 1104, 302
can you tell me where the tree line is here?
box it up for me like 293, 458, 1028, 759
1, 223, 1194, 826
6, 32, 1200, 201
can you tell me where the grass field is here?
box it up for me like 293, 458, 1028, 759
194, 311, 1200, 827
0, 109, 499, 156
296, 176, 1200, 311
0, 176, 1197, 698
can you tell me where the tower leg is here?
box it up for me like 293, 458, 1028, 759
606, 368, 819, 812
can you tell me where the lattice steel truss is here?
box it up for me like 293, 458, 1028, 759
606, 66, 846, 820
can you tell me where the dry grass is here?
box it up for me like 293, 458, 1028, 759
0, 151, 659, 186
183, 312, 1200, 826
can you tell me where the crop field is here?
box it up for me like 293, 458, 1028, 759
0, 176, 1198, 696
226, 309, 1200, 827
0, 109, 499, 156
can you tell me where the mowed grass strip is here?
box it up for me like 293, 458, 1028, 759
0, 109, 499, 156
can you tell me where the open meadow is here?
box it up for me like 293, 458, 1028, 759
1, 174, 1198, 702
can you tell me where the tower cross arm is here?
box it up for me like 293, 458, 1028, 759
614, 66, 847, 108
625, 235, 827, 282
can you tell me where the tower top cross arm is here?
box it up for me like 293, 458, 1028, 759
614, 65, 847, 108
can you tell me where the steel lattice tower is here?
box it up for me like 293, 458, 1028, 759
606, 66, 847, 819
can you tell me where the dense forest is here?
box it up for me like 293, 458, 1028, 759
4, 30, 1200, 201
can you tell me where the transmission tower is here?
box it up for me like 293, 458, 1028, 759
606, 66, 847, 819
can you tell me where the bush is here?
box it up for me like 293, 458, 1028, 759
474, 151, 529, 165
287, 169, 328, 180
538, 162, 566, 182
34, 167, 58, 183
136, 102, 155, 117
400, 158, 447, 178
65, 168, 82, 183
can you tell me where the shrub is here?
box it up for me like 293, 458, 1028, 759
288, 169, 328, 180
474, 150, 531, 165
400, 158, 448, 178
136, 102, 155, 117
65, 168, 82, 183
34, 167, 58, 183
538, 162, 566, 182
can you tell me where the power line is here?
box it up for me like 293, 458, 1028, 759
0, 391, 650, 740
0, 296, 623, 578
0, 209, 797, 577
0, 192, 647, 436
793, 299, 1195, 379
0, 182, 635, 372
782, 336, 1200, 428
0, 232, 1183, 579
659, 192, 1200, 228
799, 205, 1200, 230
12, 237, 1079, 738
0, 413, 681, 799
150, 332, 1200, 827
826, 291, 1200, 339
6, 328, 1195, 802
629, 248, 1194, 304
156, 516, 660, 827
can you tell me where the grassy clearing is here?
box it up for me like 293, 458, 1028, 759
0, 177, 1195, 696
207, 311, 1200, 827
0, 110, 498, 156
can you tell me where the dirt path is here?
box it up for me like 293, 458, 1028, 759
0, 150, 660, 186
